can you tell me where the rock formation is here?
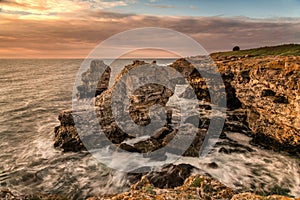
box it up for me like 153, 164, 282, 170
55, 55, 300, 154
213, 55, 300, 154
53, 54, 299, 199
87, 165, 297, 200
76, 60, 111, 99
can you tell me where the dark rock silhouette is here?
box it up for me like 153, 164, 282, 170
233, 46, 240, 51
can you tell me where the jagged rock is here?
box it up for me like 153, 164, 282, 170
95, 61, 176, 145
168, 58, 211, 102
215, 55, 300, 153
54, 110, 85, 152
231, 193, 295, 200
207, 162, 219, 169
90, 172, 296, 199
55, 55, 300, 156
182, 128, 207, 157
54, 59, 112, 151
77, 60, 111, 99
94, 173, 236, 200
144, 164, 195, 189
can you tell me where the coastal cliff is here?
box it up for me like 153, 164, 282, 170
52, 45, 300, 199
212, 54, 300, 153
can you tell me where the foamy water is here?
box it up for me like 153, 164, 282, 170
0, 59, 299, 198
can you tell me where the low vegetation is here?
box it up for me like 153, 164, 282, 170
211, 44, 300, 57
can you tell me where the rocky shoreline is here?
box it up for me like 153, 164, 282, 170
212, 54, 300, 154
50, 54, 300, 199
54, 55, 300, 155
3, 53, 298, 199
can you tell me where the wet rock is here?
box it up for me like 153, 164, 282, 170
57, 110, 75, 126
133, 138, 162, 153
117, 143, 141, 153
54, 111, 85, 152
208, 162, 219, 169
151, 126, 172, 140
217, 140, 255, 154
145, 164, 194, 189
182, 129, 207, 157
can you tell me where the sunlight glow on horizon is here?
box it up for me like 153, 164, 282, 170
0, 0, 299, 58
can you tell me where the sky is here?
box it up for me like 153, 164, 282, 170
0, 0, 300, 58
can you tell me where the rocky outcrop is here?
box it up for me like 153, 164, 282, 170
3, 167, 296, 200
55, 59, 212, 154
143, 164, 195, 189
77, 60, 111, 99
55, 56, 300, 155
54, 110, 85, 152
54, 60, 111, 151
94, 60, 176, 147
88, 168, 297, 200
50, 54, 300, 199
213, 55, 300, 154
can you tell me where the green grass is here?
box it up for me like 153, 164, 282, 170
190, 176, 203, 187
144, 185, 156, 195
211, 44, 300, 57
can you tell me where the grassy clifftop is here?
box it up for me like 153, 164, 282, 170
211, 44, 300, 57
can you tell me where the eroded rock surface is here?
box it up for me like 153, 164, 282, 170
55, 56, 300, 154
214, 55, 300, 153
77, 60, 111, 99
51, 55, 300, 199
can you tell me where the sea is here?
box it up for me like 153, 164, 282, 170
0, 59, 299, 199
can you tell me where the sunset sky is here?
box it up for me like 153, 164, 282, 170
1, 0, 300, 58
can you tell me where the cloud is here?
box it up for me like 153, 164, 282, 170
146, 3, 175, 9
0, 0, 132, 18
0, 7, 299, 58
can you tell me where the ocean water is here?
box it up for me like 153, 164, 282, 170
0, 59, 299, 198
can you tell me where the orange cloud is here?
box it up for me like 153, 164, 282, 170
0, 2, 299, 58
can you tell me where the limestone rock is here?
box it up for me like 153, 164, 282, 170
215, 55, 300, 153
54, 110, 85, 152
77, 60, 111, 99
